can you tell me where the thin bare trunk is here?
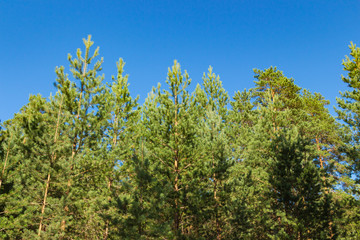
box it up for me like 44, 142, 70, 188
0, 133, 14, 191
0, 144, 11, 191
173, 88, 181, 234
103, 224, 109, 240
315, 137, 324, 169
174, 155, 180, 232
139, 139, 145, 236
38, 173, 51, 236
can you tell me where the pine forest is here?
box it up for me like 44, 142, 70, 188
1, 36, 360, 239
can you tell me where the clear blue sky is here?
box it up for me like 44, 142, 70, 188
1, 0, 359, 121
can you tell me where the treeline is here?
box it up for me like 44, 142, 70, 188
1, 36, 360, 239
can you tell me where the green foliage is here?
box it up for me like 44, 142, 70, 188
269, 129, 333, 239
335, 42, 360, 238
1, 37, 359, 239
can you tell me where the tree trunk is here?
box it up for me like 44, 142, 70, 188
315, 137, 324, 169
38, 173, 51, 236
0, 145, 11, 191
173, 87, 182, 236
174, 154, 180, 233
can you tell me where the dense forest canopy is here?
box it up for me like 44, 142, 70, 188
1, 36, 360, 239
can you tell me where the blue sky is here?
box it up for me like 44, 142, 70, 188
1, 0, 359, 121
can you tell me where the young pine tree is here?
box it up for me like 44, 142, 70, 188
142, 61, 204, 238
53, 35, 112, 238
335, 42, 360, 238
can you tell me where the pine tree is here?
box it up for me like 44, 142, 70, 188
101, 58, 139, 239
193, 67, 233, 239
301, 90, 340, 171
0, 119, 25, 239
227, 66, 339, 238
0, 93, 72, 238
253, 67, 302, 110
335, 41, 360, 238
3, 36, 360, 239
52, 35, 112, 238
336, 42, 360, 188
269, 128, 333, 239
142, 60, 205, 238
226, 67, 303, 238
